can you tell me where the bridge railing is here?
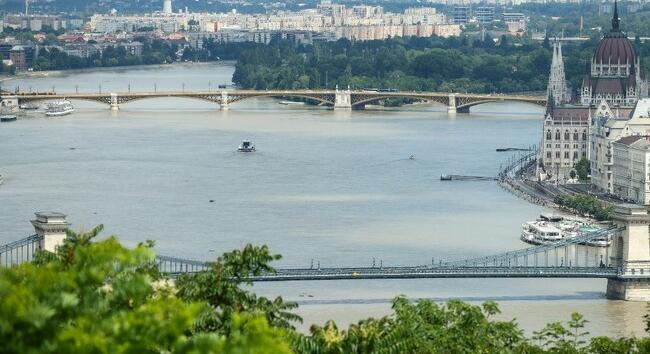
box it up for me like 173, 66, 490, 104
0, 234, 43, 267
441, 226, 621, 269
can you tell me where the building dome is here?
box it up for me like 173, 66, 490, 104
593, 31, 636, 65
593, 0, 637, 65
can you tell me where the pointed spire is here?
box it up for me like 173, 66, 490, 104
548, 38, 569, 104
612, 0, 620, 32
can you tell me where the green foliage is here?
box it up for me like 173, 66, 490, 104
293, 297, 527, 353
175, 244, 301, 335
575, 157, 590, 181
33, 39, 177, 71
0, 226, 292, 353
554, 193, 613, 221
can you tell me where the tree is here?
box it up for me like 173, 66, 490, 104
175, 244, 301, 335
575, 157, 590, 181
0, 226, 295, 353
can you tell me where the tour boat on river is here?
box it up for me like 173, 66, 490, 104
238, 140, 255, 152
45, 100, 74, 117
520, 214, 611, 247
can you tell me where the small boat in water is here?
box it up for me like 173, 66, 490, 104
46, 100, 74, 117
0, 115, 17, 122
19, 103, 39, 110
238, 140, 255, 152
279, 100, 305, 105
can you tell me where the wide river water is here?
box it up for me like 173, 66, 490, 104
0, 62, 646, 337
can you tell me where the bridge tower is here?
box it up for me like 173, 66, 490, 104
334, 87, 351, 110
448, 94, 457, 114
220, 91, 229, 111
606, 204, 650, 300
31, 212, 69, 253
110, 93, 119, 111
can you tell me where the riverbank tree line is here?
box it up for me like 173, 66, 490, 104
31, 37, 180, 71
554, 193, 613, 221
3, 225, 650, 353
189, 34, 650, 94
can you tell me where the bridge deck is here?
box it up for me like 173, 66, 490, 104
166, 266, 618, 281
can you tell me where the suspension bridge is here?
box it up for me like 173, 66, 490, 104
2, 206, 650, 301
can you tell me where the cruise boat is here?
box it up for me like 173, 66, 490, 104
238, 140, 255, 152
45, 100, 74, 117
521, 221, 563, 245
521, 214, 612, 247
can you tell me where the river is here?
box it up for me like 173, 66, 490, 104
0, 62, 646, 337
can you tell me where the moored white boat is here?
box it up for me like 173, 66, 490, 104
520, 215, 612, 247
46, 100, 74, 117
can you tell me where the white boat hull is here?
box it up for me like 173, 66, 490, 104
46, 109, 74, 117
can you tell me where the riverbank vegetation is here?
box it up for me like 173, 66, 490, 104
202, 35, 650, 94
3, 225, 650, 352
31, 38, 180, 72
554, 193, 613, 221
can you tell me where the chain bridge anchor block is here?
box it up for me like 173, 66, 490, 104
31, 212, 69, 253
606, 204, 650, 301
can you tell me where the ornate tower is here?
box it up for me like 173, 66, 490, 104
547, 39, 569, 105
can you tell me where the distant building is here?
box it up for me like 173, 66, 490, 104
474, 6, 495, 23
9, 46, 27, 70
453, 6, 470, 25
613, 131, 650, 205
163, 0, 173, 14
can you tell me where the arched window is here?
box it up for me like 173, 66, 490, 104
573, 131, 579, 140
556, 130, 561, 140
582, 131, 587, 140
564, 130, 570, 140
547, 130, 552, 140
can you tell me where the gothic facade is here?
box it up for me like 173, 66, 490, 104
539, 2, 648, 187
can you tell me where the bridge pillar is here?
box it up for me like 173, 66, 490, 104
1, 95, 19, 112
31, 212, 69, 253
220, 91, 229, 111
447, 94, 457, 114
334, 89, 351, 110
110, 93, 119, 111
606, 204, 650, 301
